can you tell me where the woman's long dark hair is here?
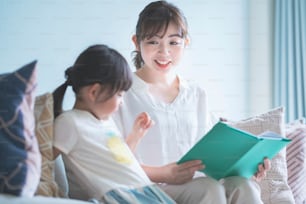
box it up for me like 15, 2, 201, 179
53, 44, 132, 118
133, 0, 189, 69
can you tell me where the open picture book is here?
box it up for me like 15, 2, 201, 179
177, 122, 291, 180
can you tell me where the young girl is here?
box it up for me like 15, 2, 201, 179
113, 1, 271, 204
52, 44, 176, 204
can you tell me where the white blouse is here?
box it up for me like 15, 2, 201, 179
113, 73, 211, 166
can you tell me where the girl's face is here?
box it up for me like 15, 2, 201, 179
137, 22, 187, 72
94, 91, 124, 120
76, 84, 124, 120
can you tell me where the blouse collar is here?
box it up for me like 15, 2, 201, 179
131, 72, 188, 91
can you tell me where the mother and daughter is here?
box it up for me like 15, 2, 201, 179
52, 1, 270, 203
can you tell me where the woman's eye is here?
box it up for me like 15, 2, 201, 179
170, 40, 182, 45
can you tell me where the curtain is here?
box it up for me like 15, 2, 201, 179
273, 0, 306, 122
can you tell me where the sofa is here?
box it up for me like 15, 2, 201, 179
0, 61, 305, 204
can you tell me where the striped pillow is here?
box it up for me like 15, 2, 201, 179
286, 120, 306, 204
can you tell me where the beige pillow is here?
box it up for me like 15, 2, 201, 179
34, 93, 60, 197
227, 107, 295, 204
286, 119, 306, 204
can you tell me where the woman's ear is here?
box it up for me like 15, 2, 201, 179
184, 37, 190, 47
132, 35, 140, 51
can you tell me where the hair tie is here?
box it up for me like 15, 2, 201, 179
65, 79, 73, 86
64, 67, 73, 86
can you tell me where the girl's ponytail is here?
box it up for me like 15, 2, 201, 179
53, 81, 69, 118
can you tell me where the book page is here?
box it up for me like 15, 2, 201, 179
258, 131, 283, 140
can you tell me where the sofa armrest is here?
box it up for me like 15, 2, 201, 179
54, 155, 69, 198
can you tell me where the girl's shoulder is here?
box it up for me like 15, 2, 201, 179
55, 109, 96, 125
56, 109, 80, 119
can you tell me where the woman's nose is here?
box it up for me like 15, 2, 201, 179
158, 43, 169, 54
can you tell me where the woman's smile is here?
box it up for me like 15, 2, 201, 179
155, 60, 171, 69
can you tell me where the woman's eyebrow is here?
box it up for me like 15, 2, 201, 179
147, 33, 183, 39
154, 33, 183, 38
168, 34, 183, 38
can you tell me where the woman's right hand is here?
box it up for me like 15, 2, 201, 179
157, 160, 205, 184
162, 160, 204, 184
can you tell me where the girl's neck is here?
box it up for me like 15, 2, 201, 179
73, 101, 105, 120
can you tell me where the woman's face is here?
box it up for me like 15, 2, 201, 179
138, 22, 187, 72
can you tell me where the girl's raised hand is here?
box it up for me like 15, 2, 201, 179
135, 112, 155, 131
126, 112, 154, 151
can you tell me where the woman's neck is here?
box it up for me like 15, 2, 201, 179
135, 67, 180, 104
135, 67, 177, 86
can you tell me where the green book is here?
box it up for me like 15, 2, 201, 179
177, 122, 291, 180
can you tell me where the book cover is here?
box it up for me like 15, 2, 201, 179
177, 122, 291, 180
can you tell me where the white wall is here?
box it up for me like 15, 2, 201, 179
0, 0, 273, 120
248, 0, 273, 116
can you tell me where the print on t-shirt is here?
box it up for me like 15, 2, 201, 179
106, 132, 133, 164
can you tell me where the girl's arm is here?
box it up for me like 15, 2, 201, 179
125, 112, 154, 152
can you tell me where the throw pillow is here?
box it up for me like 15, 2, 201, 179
34, 93, 60, 197
286, 119, 306, 204
0, 61, 41, 196
227, 107, 295, 204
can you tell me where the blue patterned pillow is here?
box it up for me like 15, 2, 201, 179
0, 61, 41, 196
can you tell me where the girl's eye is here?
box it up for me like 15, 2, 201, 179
147, 41, 158, 45
117, 92, 124, 97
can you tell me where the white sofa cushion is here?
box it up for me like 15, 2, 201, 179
227, 107, 295, 204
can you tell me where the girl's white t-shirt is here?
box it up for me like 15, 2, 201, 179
113, 73, 211, 166
53, 109, 151, 199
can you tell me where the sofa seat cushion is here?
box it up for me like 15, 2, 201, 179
0, 194, 92, 204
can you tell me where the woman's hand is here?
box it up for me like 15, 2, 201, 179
252, 158, 271, 182
147, 160, 205, 185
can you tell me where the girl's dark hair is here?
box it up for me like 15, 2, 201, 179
133, 0, 188, 69
53, 44, 132, 118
